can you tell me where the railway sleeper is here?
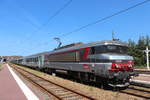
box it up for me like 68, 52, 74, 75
33, 79, 44, 82
54, 90, 70, 93
57, 93, 76, 97
52, 89, 65, 92
54, 89, 69, 92
60, 94, 80, 99
48, 87, 60, 90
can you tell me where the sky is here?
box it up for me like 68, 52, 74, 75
0, 0, 150, 56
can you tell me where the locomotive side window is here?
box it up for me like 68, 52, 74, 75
94, 46, 106, 54
90, 46, 106, 54
47, 49, 86, 62
48, 51, 77, 62
90, 47, 95, 54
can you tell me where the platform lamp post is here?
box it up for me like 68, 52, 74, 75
144, 46, 150, 70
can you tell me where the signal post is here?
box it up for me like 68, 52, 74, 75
144, 46, 150, 70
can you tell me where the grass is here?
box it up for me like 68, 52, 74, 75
134, 65, 147, 69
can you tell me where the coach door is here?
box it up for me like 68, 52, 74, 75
38, 56, 44, 68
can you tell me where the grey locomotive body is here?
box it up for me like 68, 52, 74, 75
13, 40, 136, 87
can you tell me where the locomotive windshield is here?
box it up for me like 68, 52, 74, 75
91, 45, 128, 54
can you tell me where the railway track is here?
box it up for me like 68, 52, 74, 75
10, 64, 150, 100
135, 69, 150, 74
10, 64, 96, 100
120, 85, 150, 99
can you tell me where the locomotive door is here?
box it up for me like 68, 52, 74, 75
38, 56, 44, 68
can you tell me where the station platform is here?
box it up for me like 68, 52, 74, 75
0, 64, 39, 100
131, 74, 150, 88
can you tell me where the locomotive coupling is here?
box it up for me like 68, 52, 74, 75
129, 71, 139, 77
113, 71, 129, 80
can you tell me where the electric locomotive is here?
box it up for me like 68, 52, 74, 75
12, 40, 136, 87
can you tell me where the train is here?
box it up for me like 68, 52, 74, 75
12, 40, 137, 88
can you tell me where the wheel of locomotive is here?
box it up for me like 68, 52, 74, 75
96, 76, 109, 89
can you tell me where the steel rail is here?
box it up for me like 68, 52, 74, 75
120, 85, 150, 99
12, 65, 62, 100
128, 87, 150, 93
10, 64, 96, 100
135, 69, 150, 74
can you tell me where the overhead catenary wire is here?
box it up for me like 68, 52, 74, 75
34, 0, 73, 33
24, 0, 73, 50
18, 0, 73, 54
59, 0, 150, 37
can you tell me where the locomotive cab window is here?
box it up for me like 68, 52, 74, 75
90, 46, 106, 54
90, 45, 128, 54
90, 47, 95, 54
105, 45, 128, 54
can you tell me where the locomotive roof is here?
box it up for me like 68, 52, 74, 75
50, 40, 128, 54
24, 40, 128, 58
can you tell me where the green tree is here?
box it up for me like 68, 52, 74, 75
128, 35, 150, 67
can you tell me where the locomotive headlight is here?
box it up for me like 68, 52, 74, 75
129, 64, 132, 68
115, 64, 119, 68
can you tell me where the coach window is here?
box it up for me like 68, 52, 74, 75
33, 58, 35, 62
29, 58, 31, 62
36, 57, 38, 62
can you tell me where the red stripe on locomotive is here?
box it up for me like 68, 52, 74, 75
82, 48, 90, 60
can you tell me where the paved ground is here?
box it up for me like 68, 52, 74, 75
0, 64, 27, 100
0, 64, 39, 100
